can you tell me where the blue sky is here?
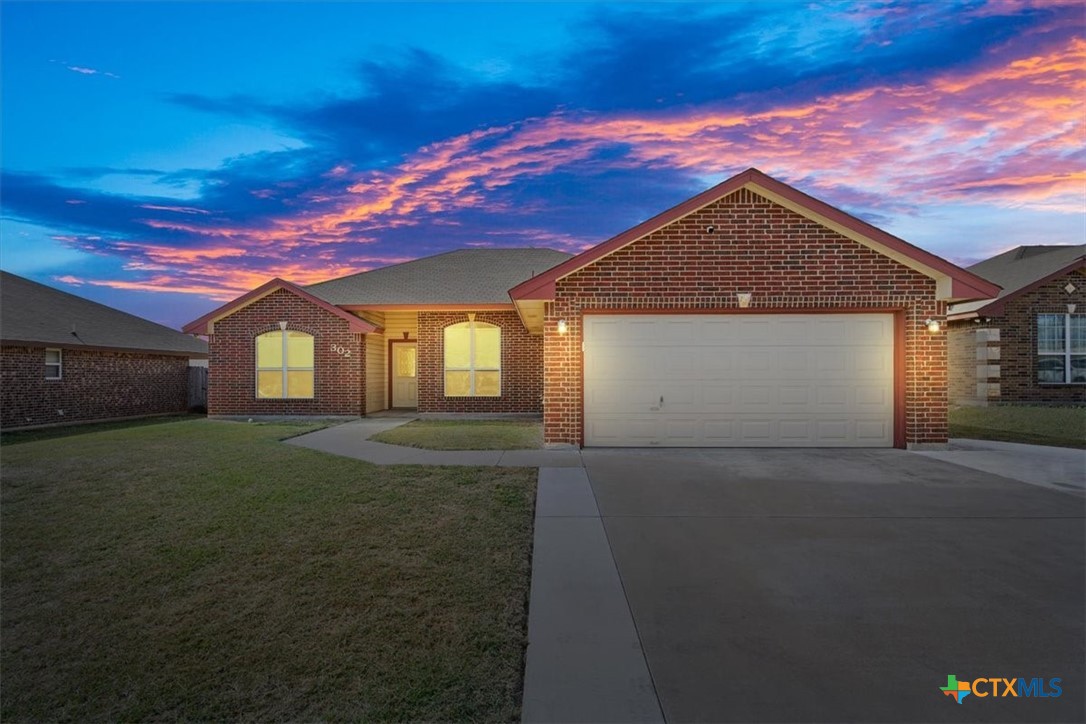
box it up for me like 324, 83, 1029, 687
1, 0, 1083, 328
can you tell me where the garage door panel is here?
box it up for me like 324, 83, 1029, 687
659, 383, 698, 410
702, 384, 736, 407
586, 416, 657, 445
816, 420, 850, 442
779, 386, 811, 406
856, 420, 891, 441
659, 319, 698, 344
583, 314, 895, 448
855, 385, 890, 407
586, 382, 660, 414
703, 419, 737, 442
855, 349, 890, 373
739, 420, 774, 442
817, 386, 849, 406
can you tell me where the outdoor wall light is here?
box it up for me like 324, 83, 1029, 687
736, 292, 752, 308
557, 319, 568, 335
925, 318, 941, 333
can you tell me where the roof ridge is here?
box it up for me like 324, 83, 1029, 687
304, 246, 571, 289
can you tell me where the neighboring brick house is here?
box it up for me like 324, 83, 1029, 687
1, 271, 208, 429
947, 245, 1086, 406
186, 168, 999, 449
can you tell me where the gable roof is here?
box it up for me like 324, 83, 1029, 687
182, 278, 380, 335
306, 248, 572, 307
508, 168, 1001, 303
947, 244, 1086, 319
1, 271, 208, 357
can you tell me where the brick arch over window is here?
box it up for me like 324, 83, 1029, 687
252, 321, 318, 338
416, 311, 543, 414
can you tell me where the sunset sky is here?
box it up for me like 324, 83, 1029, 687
1, 0, 1083, 329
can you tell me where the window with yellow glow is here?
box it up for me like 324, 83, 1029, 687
256, 330, 314, 398
444, 321, 500, 396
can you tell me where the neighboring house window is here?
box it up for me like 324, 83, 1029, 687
255, 330, 314, 398
1037, 313, 1085, 384
444, 321, 500, 396
45, 348, 62, 379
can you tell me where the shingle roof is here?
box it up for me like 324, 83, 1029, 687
1, 271, 208, 356
305, 248, 573, 305
948, 245, 1086, 316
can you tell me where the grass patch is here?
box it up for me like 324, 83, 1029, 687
371, 420, 544, 450
1, 419, 537, 721
949, 405, 1086, 449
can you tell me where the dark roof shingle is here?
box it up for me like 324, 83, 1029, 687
949, 245, 1086, 315
305, 248, 572, 305
1, 271, 208, 356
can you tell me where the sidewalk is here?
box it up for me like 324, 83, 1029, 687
912, 437, 1085, 497
284, 418, 584, 467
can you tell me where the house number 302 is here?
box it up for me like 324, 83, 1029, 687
330, 344, 352, 358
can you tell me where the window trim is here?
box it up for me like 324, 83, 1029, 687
443, 320, 501, 397
255, 330, 315, 399
1037, 313, 1085, 385
45, 348, 63, 380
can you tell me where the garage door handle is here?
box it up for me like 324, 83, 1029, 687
650, 395, 663, 411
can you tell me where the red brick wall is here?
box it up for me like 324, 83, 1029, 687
1, 345, 189, 428
417, 311, 543, 413
208, 289, 365, 416
544, 187, 947, 446
995, 269, 1086, 403
948, 268, 1086, 405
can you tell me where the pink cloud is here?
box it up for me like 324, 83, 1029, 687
81, 35, 1084, 299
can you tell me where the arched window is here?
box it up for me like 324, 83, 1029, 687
444, 321, 500, 397
256, 330, 314, 398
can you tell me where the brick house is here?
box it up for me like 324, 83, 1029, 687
947, 245, 1085, 406
185, 168, 999, 449
1, 271, 208, 429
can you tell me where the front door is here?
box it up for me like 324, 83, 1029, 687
391, 343, 418, 408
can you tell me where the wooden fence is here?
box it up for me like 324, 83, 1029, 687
188, 366, 208, 411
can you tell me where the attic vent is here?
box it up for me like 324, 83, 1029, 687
1066, 282, 1077, 295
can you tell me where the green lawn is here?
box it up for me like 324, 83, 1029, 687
0, 413, 201, 446
949, 405, 1086, 449
371, 420, 544, 450
1, 419, 537, 721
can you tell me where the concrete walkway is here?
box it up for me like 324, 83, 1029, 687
284, 418, 584, 467
913, 437, 1085, 497
521, 468, 663, 723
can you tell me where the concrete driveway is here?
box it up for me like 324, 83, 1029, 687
580, 448, 1084, 723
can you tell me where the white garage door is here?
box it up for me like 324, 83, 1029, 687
584, 314, 895, 447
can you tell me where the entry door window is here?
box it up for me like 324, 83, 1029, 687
392, 343, 418, 407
